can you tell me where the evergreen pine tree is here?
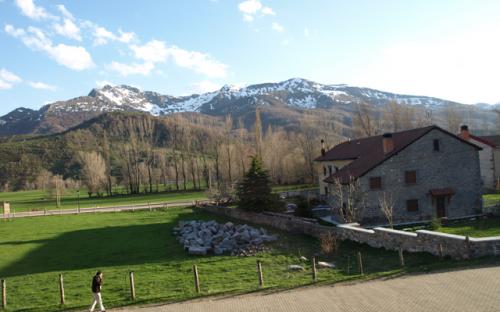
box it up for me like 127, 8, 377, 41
237, 156, 283, 212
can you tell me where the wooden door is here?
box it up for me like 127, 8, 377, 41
436, 196, 446, 218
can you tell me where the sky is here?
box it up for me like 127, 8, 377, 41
1, 0, 500, 115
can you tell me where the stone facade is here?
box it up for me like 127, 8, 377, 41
322, 128, 483, 225
201, 205, 500, 260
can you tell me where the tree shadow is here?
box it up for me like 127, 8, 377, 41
0, 215, 195, 278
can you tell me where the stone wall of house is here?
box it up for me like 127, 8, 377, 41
201, 205, 500, 259
360, 129, 483, 224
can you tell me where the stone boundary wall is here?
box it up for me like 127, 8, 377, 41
201, 205, 500, 259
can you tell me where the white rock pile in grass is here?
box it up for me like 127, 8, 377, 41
173, 220, 278, 256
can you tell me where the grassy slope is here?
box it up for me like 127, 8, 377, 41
1, 207, 492, 311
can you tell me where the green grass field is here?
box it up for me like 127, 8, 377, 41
1, 207, 494, 312
0, 188, 208, 212
483, 192, 500, 208
433, 217, 500, 237
0, 184, 315, 213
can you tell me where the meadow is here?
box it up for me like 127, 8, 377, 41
0, 184, 316, 213
0, 207, 498, 311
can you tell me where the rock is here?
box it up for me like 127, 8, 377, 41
261, 235, 278, 242
317, 261, 335, 268
175, 220, 278, 256
288, 265, 304, 271
299, 256, 308, 261
188, 246, 208, 255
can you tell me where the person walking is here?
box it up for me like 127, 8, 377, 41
90, 271, 106, 312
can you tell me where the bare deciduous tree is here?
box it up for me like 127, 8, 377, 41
329, 176, 366, 223
378, 191, 395, 228
79, 151, 108, 197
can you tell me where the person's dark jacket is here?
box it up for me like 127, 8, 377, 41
92, 275, 102, 293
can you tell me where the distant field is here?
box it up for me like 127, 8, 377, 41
0, 188, 208, 212
0, 184, 316, 213
1, 207, 493, 312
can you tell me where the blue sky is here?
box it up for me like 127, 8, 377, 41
1, 0, 500, 115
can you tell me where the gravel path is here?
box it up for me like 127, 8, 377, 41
119, 266, 500, 312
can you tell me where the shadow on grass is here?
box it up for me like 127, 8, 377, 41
0, 210, 226, 278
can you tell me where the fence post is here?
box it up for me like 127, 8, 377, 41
1, 279, 6, 309
357, 252, 364, 275
398, 248, 405, 267
59, 274, 65, 305
257, 260, 264, 287
193, 265, 200, 293
148, 202, 152, 212
312, 257, 317, 282
129, 272, 136, 301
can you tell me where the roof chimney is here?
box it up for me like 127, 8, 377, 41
458, 125, 470, 140
320, 139, 326, 156
382, 133, 394, 154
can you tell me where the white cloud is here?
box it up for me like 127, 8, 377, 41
92, 25, 135, 46
53, 18, 81, 41
190, 80, 221, 94
238, 0, 275, 22
5, 25, 94, 71
56, 4, 74, 20
108, 61, 155, 76
28, 81, 57, 91
0, 68, 22, 90
356, 22, 500, 104
238, 0, 262, 14
130, 40, 168, 63
109, 40, 228, 78
15, 0, 55, 20
272, 22, 284, 32
261, 7, 275, 15
166, 45, 228, 78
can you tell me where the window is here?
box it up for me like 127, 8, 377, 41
405, 170, 417, 184
369, 177, 382, 190
433, 139, 440, 151
323, 166, 327, 176
407, 199, 419, 212
328, 165, 333, 175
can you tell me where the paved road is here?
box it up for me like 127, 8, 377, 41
120, 266, 500, 312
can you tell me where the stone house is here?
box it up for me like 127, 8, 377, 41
457, 125, 500, 191
315, 125, 483, 225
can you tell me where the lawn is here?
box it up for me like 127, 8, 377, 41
1, 207, 494, 312
483, 192, 500, 208
0, 184, 316, 213
0, 188, 208, 213
433, 217, 500, 237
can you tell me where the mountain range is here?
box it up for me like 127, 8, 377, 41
0, 78, 498, 136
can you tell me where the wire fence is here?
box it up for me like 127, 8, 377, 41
0, 200, 212, 220
0, 252, 392, 312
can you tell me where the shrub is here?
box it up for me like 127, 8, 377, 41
319, 232, 340, 255
430, 217, 442, 231
293, 196, 313, 218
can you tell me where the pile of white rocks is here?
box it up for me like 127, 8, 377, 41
173, 220, 278, 256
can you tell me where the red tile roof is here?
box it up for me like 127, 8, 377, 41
316, 125, 481, 184
477, 135, 500, 148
